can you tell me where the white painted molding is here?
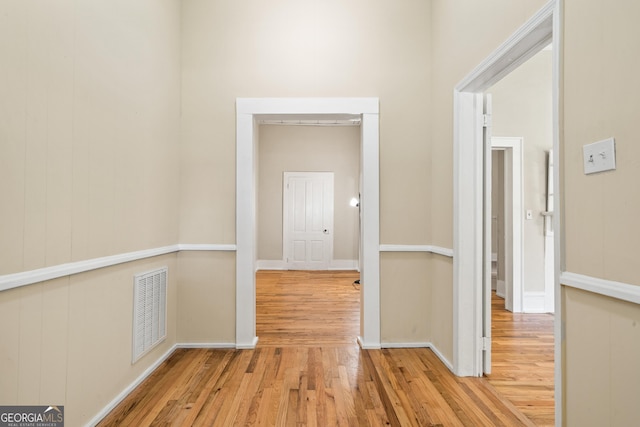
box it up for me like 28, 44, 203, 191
381, 342, 430, 349
0, 244, 238, 293
178, 244, 237, 251
237, 97, 379, 115
455, 1, 554, 92
561, 272, 640, 305
357, 336, 381, 350
176, 342, 236, 349
236, 336, 259, 350
256, 259, 358, 271
379, 244, 454, 258
237, 98, 381, 350
0, 245, 178, 293
523, 292, 548, 313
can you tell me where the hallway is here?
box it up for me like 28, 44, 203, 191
97, 271, 554, 426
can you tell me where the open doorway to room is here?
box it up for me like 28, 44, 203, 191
488, 47, 554, 315
254, 122, 362, 346
452, 1, 561, 422
484, 47, 555, 426
235, 98, 381, 350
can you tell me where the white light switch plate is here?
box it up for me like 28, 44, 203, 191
583, 137, 616, 175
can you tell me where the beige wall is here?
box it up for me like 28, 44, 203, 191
0, 255, 179, 427
563, 0, 640, 424
490, 50, 553, 293
177, 251, 236, 344
0, 0, 181, 425
0, 0, 181, 274
258, 125, 360, 262
180, 0, 433, 246
381, 253, 431, 344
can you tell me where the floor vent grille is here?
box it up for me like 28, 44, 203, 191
132, 267, 167, 363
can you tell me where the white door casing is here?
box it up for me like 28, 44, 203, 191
283, 172, 334, 270
492, 137, 524, 314
482, 95, 493, 375
453, 0, 558, 383
236, 97, 380, 351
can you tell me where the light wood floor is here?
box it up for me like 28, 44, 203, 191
98, 270, 554, 426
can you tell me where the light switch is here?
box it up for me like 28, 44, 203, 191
526, 210, 533, 220
583, 137, 616, 175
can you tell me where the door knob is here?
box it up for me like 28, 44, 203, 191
323, 229, 329, 234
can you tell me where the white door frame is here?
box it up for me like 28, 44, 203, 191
236, 97, 380, 350
282, 171, 334, 270
452, 3, 561, 416
492, 137, 524, 313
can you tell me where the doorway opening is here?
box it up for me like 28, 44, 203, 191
452, 2, 560, 419
491, 137, 524, 313
236, 98, 381, 350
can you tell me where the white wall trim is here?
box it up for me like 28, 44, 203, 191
357, 336, 380, 350
0, 244, 238, 293
178, 244, 237, 251
176, 342, 236, 349
0, 245, 177, 293
491, 137, 525, 313
523, 291, 548, 313
561, 272, 640, 305
453, 0, 557, 378
256, 259, 358, 271
379, 244, 454, 258
237, 97, 381, 350
381, 342, 431, 349
236, 336, 260, 350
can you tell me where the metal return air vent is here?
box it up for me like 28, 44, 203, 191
132, 267, 167, 363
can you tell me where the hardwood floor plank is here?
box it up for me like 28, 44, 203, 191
98, 271, 554, 426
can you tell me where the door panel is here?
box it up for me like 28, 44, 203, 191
284, 172, 334, 270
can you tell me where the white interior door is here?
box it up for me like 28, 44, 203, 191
283, 172, 334, 270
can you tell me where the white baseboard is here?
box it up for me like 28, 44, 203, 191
256, 259, 359, 271
236, 336, 259, 350
523, 291, 547, 313
357, 336, 381, 350
177, 342, 236, 349
382, 342, 430, 348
